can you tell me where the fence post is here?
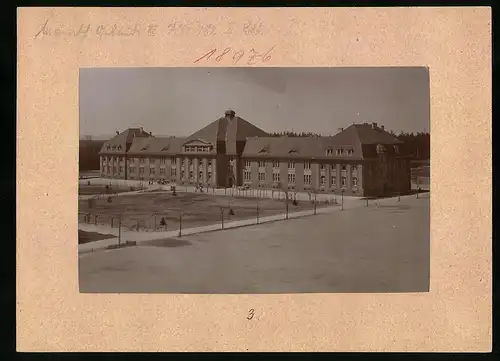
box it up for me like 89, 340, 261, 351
416, 166, 420, 199
256, 200, 259, 224
398, 192, 401, 202
366, 198, 368, 207
179, 212, 182, 237
220, 208, 224, 229
154, 213, 157, 231
314, 194, 317, 215
285, 192, 289, 220
118, 215, 122, 246
341, 190, 344, 210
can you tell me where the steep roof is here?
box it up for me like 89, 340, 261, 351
184, 111, 269, 154
127, 137, 185, 155
100, 128, 152, 153
350, 123, 403, 145
242, 123, 403, 159
243, 136, 329, 159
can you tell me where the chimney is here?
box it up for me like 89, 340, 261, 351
225, 109, 236, 120
381, 125, 385, 131
372, 122, 378, 129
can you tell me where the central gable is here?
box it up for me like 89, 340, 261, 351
183, 138, 213, 146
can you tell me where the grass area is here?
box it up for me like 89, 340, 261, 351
78, 184, 145, 196
78, 191, 325, 231
78, 230, 116, 244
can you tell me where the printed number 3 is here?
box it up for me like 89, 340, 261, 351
247, 309, 255, 320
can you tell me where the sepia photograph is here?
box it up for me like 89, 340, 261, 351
78, 67, 430, 294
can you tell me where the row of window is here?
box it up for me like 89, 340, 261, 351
243, 170, 358, 187
325, 148, 355, 156
123, 166, 213, 180
184, 145, 213, 153
244, 160, 358, 171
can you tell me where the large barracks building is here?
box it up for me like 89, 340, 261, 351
98, 110, 411, 196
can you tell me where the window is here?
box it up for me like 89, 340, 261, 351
336, 149, 343, 155
320, 164, 325, 170
113, 166, 117, 173
140, 158, 145, 164
258, 172, 265, 181
208, 160, 212, 167
160, 168, 165, 175
326, 148, 333, 155
331, 176, 336, 185
119, 166, 123, 173
288, 173, 296, 183
189, 171, 193, 179
273, 160, 280, 168
245, 160, 251, 168
352, 165, 357, 171
258, 161, 265, 167
189, 159, 193, 167
171, 168, 177, 177
273, 173, 280, 182
341, 176, 347, 186
150, 158, 155, 164
288, 161, 295, 169
304, 161, 311, 169
160, 158, 166, 164
181, 171, 185, 179
150, 168, 156, 175
199, 171, 203, 179
342, 165, 347, 171
347, 149, 354, 156
353, 177, 358, 187
244, 171, 251, 181
304, 174, 311, 184
321, 175, 326, 185
139, 167, 144, 175
208, 172, 212, 181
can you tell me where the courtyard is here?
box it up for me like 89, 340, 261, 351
78, 190, 326, 233
79, 194, 430, 294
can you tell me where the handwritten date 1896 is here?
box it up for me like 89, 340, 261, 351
193, 46, 275, 65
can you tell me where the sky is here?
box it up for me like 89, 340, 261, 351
79, 67, 430, 139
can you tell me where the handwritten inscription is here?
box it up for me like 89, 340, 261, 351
194, 46, 275, 65
34, 19, 265, 39
166, 20, 264, 37
34, 20, 157, 39
247, 309, 255, 320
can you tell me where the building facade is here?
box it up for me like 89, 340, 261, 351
99, 110, 411, 196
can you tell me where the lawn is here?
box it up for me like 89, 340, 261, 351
78, 184, 144, 196
78, 230, 116, 244
78, 191, 324, 231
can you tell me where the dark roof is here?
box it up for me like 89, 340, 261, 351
184, 113, 268, 154
100, 128, 152, 153
243, 136, 331, 159
127, 137, 185, 155
351, 123, 403, 145
242, 123, 403, 159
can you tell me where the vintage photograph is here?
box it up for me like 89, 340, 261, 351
78, 67, 430, 293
